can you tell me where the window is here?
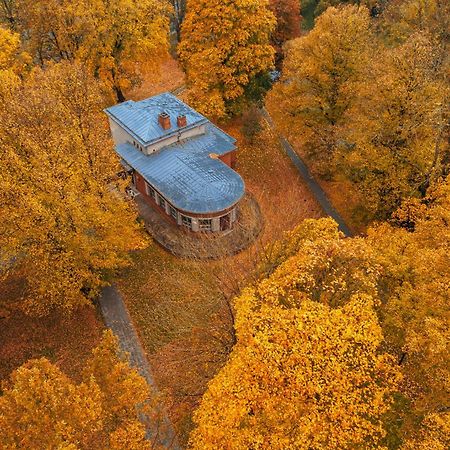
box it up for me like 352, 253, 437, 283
158, 196, 166, 210
181, 215, 192, 229
199, 218, 212, 231
169, 205, 178, 220
145, 182, 156, 200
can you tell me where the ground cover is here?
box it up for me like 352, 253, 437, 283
0, 275, 104, 383
125, 57, 185, 100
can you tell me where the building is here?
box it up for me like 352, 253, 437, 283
105, 93, 245, 233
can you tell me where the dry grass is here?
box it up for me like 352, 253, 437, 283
125, 57, 185, 101
116, 114, 323, 445
320, 179, 367, 235
0, 276, 104, 383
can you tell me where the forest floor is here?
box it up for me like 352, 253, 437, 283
0, 275, 105, 383
117, 69, 324, 443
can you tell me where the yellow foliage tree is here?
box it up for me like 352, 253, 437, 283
382, 0, 450, 44
367, 177, 450, 421
190, 193, 450, 446
0, 26, 30, 91
15, 0, 170, 101
178, 0, 276, 118
266, 5, 373, 174
0, 331, 157, 449
0, 26, 20, 70
337, 33, 448, 219
190, 294, 400, 449
401, 412, 450, 450
0, 62, 146, 315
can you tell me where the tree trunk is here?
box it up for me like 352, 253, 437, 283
113, 84, 126, 103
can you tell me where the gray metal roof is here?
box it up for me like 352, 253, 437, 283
105, 92, 209, 146
116, 123, 245, 214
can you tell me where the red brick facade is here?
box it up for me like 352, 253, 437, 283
131, 151, 239, 232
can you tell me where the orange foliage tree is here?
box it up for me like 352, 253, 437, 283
12, 0, 170, 101
0, 331, 160, 449
189, 219, 401, 448
178, 0, 276, 118
0, 62, 146, 315
190, 175, 450, 445
269, 0, 302, 62
190, 294, 400, 449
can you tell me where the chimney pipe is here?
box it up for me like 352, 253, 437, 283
177, 115, 187, 128
158, 112, 171, 130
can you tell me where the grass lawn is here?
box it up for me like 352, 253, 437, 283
0, 276, 105, 384
116, 114, 323, 445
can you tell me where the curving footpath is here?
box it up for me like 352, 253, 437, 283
261, 108, 353, 237
99, 286, 180, 449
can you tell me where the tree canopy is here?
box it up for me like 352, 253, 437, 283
6, 0, 170, 101
190, 173, 450, 446
267, 3, 449, 220
0, 331, 157, 449
267, 5, 373, 174
0, 62, 146, 315
178, 0, 276, 118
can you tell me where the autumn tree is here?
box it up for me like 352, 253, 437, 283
0, 26, 29, 86
187, 218, 399, 448
178, 0, 276, 118
381, 0, 450, 44
189, 183, 450, 445
190, 293, 400, 448
366, 177, 450, 425
0, 330, 160, 449
337, 33, 449, 219
268, 0, 302, 63
0, 62, 146, 315
401, 412, 450, 450
266, 5, 374, 175
0, 0, 17, 28
14, 0, 170, 101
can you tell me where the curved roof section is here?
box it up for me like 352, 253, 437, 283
105, 92, 210, 146
116, 124, 245, 214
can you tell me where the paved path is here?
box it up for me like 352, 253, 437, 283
261, 108, 353, 237
99, 286, 179, 449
